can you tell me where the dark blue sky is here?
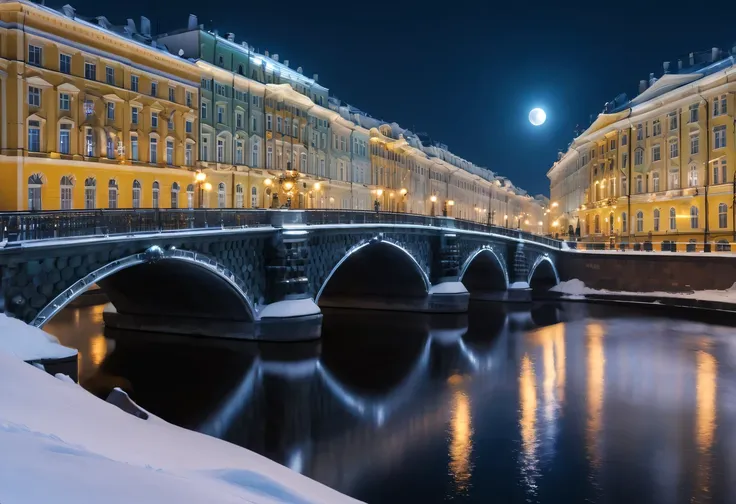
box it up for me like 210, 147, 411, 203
72, 0, 736, 195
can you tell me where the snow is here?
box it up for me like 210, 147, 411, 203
551, 279, 736, 305
509, 281, 531, 289
0, 312, 77, 361
428, 281, 469, 295
0, 337, 359, 503
258, 298, 321, 319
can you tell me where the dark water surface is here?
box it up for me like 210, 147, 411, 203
45, 302, 736, 504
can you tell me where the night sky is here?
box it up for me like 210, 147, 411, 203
69, 0, 736, 196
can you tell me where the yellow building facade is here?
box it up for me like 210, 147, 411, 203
0, 1, 200, 211
549, 54, 736, 250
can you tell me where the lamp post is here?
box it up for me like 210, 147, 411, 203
263, 178, 273, 208
504, 213, 508, 228
430, 194, 437, 216
400, 188, 408, 213
195, 171, 207, 208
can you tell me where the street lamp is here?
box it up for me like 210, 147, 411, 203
430, 194, 437, 216
195, 171, 207, 208
504, 213, 508, 227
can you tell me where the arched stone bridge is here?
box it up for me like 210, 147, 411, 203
0, 210, 561, 340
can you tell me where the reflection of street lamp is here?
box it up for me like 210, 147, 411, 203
195, 171, 207, 208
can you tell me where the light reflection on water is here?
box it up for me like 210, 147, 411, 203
45, 302, 736, 504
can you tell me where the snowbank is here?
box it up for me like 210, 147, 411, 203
509, 281, 530, 289
551, 279, 736, 305
0, 350, 360, 504
0, 312, 77, 361
428, 281, 468, 295
259, 298, 321, 319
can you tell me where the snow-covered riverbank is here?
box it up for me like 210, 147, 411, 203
0, 316, 360, 504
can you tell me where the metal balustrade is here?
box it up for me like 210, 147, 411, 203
0, 209, 562, 249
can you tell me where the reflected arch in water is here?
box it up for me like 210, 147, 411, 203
316, 240, 430, 307
459, 248, 508, 299
528, 254, 560, 291
32, 247, 257, 328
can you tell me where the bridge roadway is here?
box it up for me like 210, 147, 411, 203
0, 209, 562, 340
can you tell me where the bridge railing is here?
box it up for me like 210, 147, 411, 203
0, 209, 562, 249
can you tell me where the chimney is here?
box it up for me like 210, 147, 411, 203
689, 52, 695, 66
241, 41, 248, 49
126, 18, 137, 34
273, 54, 279, 62
187, 14, 198, 30
663, 61, 670, 74
140, 16, 151, 37
96, 16, 111, 30
264, 50, 269, 57
712, 47, 720, 61
649, 72, 656, 86
61, 4, 75, 18
226, 32, 235, 42
639, 80, 648, 94
297, 66, 303, 74
284, 59, 289, 67
678, 59, 683, 71
313, 73, 319, 82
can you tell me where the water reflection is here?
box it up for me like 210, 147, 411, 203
44, 302, 736, 504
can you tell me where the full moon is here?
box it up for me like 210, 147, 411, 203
529, 108, 546, 126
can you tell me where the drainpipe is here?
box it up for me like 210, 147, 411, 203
698, 92, 710, 251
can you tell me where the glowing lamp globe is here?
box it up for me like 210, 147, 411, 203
529, 108, 546, 126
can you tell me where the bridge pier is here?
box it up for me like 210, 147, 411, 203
506, 243, 532, 302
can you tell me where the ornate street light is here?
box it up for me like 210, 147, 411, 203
430, 194, 437, 216
195, 171, 207, 208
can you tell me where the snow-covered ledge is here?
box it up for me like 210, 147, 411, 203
507, 281, 532, 302
0, 312, 77, 362
258, 298, 321, 319
428, 281, 468, 295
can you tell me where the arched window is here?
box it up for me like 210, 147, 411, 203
635, 174, 643, 193
237, 64, 244, 76
218, 182, 226, 208
186, 184, 194, 209
652, 172, 660, 192
251, 140, 259, 167
669, 208, 676, 230
636, 211, 643, 232
132, 180, 141, 209
171, 182, 180, 209
250, 186, 258, 208
300, 152, 307, 171
609, 212, 614, 234
689, 165, 698, 187
690, 206, 699, 229
719, 202, 728, 228
231, 184, 242, 208
152, 181, 160, 209
84, 177, 96, 209
60, 175, 74, 210
594, 214, 600, 234
621, 212, 627, 233
28, 173, 43, 211
108, 179, 118, 209
653, 208, 660, 232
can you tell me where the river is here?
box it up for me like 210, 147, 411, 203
44, 301, 736, 504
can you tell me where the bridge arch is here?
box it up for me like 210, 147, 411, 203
32, 246, 257, 327
528, 254, 560, 291
315, 239, 430, 306
459, 247, 509, 296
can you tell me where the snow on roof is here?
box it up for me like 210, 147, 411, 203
629, 72, 704, 107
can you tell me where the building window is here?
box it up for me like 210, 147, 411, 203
84, 177, 96, 209
320, 158, 326, 176
106, 66, 114, 85
266, 146, 273, 168
652, 172, 660, 192
669, 207, 676, 230
715, 125, 727, 149
28, 86, 41, 107
635, 150, 643, 165
594, 214, 600, 234
236, 112, 243, 130
202, 136, 209, 161
622, 153, 628, 169
84, 62, 96, 81
152, 181, 160, 209
108, 179, 118, 209
652, 144, 661, 162
690, 134, 699, 154
277, 117, 282, 133
233, 184, 243, 208
131, 135, 139, 161
653, 208, 660, 231
168, 114, 174, 131
132, 180, 141, 208
132, 107, 139, 124
85, 128, 94, 157
669, 139, 678, 158
689, 104, 699, 123
186, 184, 194, 209
235, 140, 244, 165
28, 44, 42, 66
149, 81, 157, 97
719, 203, 728, 228
651, 120, 660, 137
151, 112, 158, 128
166, 140, 174, 165
636, 211, 643, 233
131, 75, 139, 92
251, 141, 259, 167
171, 182, 179, 209
690, 206, 699, 229
266, 114, 273, 131
59, 124, 72, 154
84, 100, 94, 117
107, 137, 115, 160
621, 175, 627, 195
636, 124, 643, 141
201, 102, 208, 119
106, 102, 115, 120
636, 174, 643, 193
60, 175, 73, 210
59, 53, 71, 74
669, 112, 678, 131
714, 95, 727, 117
28, 174, 43, 210
186, 91, 192, 107
186, 120, 193, 133
149, 137, 158, 163
57, 92, 71, 111
218, 182, 226, 208
185, 143, 193, 166
217, 138, 225, 163
669, 171, 679, 189
300, 152, 307, 171
217, 105, 224, 124
621, 212, 627, 233
689, 165, 698, 187
250, 186, 258, 208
